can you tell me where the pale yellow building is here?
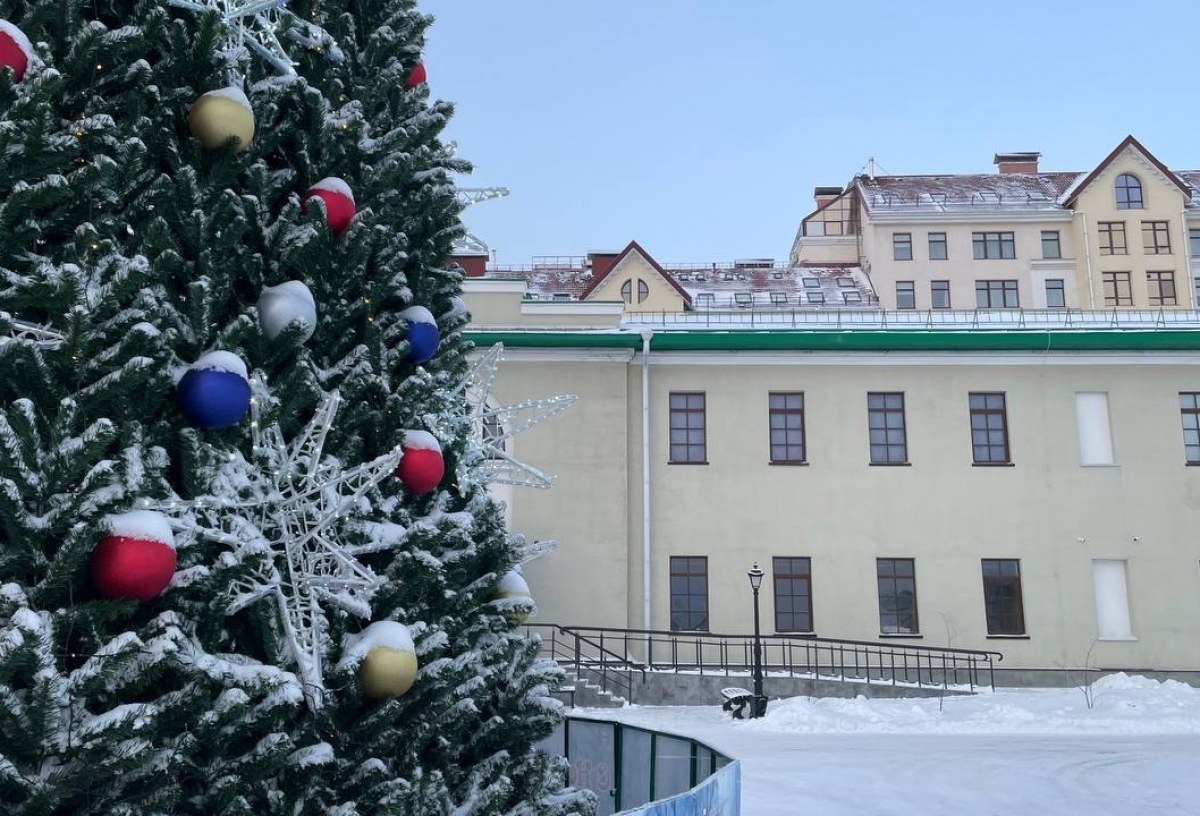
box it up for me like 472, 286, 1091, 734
463, 247, 1200, 681
792, 136, 1200, 312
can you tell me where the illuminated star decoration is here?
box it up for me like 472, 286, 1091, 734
429, 343, 577, 489
143, 386, 403, 711
2, 316, 64, 348
167, 0, 343, 76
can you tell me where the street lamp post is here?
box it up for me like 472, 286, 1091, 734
747, 563, 767, 718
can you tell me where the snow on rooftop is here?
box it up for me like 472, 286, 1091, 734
859, 171, 1082, 212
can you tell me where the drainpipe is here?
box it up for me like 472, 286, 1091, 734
1079, 212, 1097, 310
1182, 209, 1195, 309
640, 329, 653, 639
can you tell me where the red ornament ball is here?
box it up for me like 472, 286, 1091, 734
396, 431, 444, 494
90, 511, 177, 601
405, 62, 426, 89
0, 20, 34, 83
303, 177, 356, 237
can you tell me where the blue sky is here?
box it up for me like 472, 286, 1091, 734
424, 0, 1198, 265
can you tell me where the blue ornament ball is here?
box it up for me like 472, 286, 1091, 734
400, 305, 439, 364
176, 351, 251, 430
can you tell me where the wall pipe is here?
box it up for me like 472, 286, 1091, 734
640, 329, 653, 639
1079, 211, 1097, 310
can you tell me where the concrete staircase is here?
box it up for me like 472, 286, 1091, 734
557, 669, 627, 709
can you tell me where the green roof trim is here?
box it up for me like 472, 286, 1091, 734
465, 329, 1200, 352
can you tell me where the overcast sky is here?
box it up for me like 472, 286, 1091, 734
423, 0, 1198, 266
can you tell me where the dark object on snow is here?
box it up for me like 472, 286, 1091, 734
721, 686, 768, 719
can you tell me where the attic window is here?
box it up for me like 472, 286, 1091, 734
842, 291, 863, 304
621, 279, 650, 304
678, 273, 690, 281
772, 271, 784, 280
806, 292, 826, 305
1115, 173, 1143, 209
802, 279, 821, 289
723, 273, 734, 281
695, 273, 706, 281
734, 292, 753, 307
770, 291, 788, 306
552, 293, 571, 302
837, 278, 855, 288
697, 292, 716, 307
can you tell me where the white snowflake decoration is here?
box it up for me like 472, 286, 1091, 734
168, 0, 342, 76
429, 344, 577, 489
144, 387, 402, 711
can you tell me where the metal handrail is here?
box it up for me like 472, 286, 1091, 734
542, 625, 1003, 696
524, 623, 644, 703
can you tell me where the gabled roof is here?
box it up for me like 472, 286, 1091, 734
577, 240, 693, 306
1060, 135, 1191, 207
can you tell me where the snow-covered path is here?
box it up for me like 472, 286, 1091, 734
582, 674, 1200, 815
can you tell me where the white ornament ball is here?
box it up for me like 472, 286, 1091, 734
496, 570, 534, 624
258, 280, 317, 342
344, 621, 419, 699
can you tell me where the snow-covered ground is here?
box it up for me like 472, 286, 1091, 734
582, 674, 1200, 815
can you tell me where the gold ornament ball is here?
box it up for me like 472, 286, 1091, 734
188, 88, 255, 153
360, 645, 418, 698
496, 570, 533, 624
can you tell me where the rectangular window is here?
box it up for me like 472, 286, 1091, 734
773, 557, 813, 633
1076, 392, 1114, 466
969, 392, 1011, 464
928, 232, 947, 261
893, 232, 913, 261
1142, 221, 1172, 255
931, 280, 951, 309
895, 281, 916, 309
669, 392, 707, 464
1147, 271, 1177, 306
1092, 560, 1132, 640
975, 280, 1020, 308
877, 558, 919, 635
868, 392, 908, 464
1097, 221, 1127, 255
1102, 271, 1132, 306
972, 231, 1016, 260
1190, 228, 1200, 258
1179, 393, 1200, 464
669, 557, 708, 632
768, 392, 806, 464
981, 559, 1025, 636
1041, 230, 1062, 259
1045, 279, 1066, 308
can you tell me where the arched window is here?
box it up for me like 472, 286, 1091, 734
621, 279, 651, 304
620, 280, 632, 303
637, 280, 649, 303
1115, 174, 1143, 209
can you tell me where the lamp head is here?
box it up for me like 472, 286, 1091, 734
747, 563, 764, 591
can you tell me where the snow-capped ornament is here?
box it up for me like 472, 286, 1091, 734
303, 177, 355, 236
495, 570, 533, 624
399, 305, 439, 364
341, 621, 418, 698
405, 62, 426, 89
188, 87, 255, 152
176, 351, 251, 429
259, 280, 317, 341
91, 511, 177, 600
396, 431, 444, 494
0, 20, 34, 83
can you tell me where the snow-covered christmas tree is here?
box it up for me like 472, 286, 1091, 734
0, 0, 591, 813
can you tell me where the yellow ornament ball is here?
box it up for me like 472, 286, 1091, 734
496, 569, 534, 625
349, 621, 418, 699
188, 87, 255, 153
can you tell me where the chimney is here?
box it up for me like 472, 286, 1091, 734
587, 250, 621, 281
448, 250, 488, 277
994, 152, 1041, 174
814, 186, 843, 208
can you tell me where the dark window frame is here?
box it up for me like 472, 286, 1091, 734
1040, 230, 1062, 259
877, 558, 919, 635
975, 280, 1020, 309
981, 559, 1026, 636
1147, 271, 1177, 306
772, 556, 813, 633
969, 392, 1011, 465
669, 556, 709, 632
931, 280, 951, 309
669, 392, 707, 464
868, 392, 908, 465
1189, 228, 1200, 258
893, 232, 913, 261
768, 392, 806, 464
1115, 173, 1144, 210
1097, 221, 1127, 256
1142, 221, 1172, 255
1045, 279, 1066, 308
1180, 393, 1200, 465
972, 231, 1016, 260
895, 281, 916, 310
1102, 271, 1132, 306
928, 232, 948, 261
